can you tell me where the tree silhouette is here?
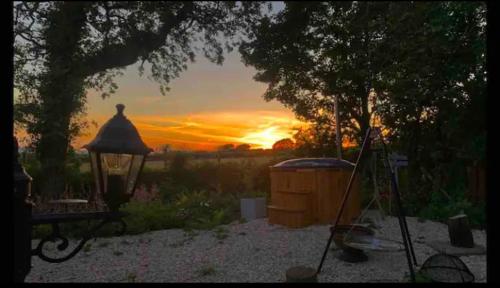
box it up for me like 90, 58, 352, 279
217, 144, 235, 151
240, 2, 389, 144
272, 138, 295, 151
235, 143, 251, 151
14, 2, 266, 199
241, 1, 486, 202
293, 124, 337, 157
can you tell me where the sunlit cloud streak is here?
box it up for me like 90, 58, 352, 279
74, 110, 305, 151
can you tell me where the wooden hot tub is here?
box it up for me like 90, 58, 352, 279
268, 158, 361, 228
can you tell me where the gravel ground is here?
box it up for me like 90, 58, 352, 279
26, 216, 487, 283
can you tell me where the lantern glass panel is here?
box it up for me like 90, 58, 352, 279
102, 153, 132, 175
100, 153, 131, 193
126, 154, 145, 195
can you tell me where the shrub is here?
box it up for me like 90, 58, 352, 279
30, 154, 300, 238
250, 163, 271, 197
121, 201, 183, 234
173, 190, 231, 230
158, 182, 189, 204
137, 168, 168, 191
22, 150, 94, 203
417, 187, 486, 229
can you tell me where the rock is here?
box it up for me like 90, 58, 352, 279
448, 214, 474, 248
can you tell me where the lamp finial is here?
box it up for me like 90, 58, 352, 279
116, 104, 125, 115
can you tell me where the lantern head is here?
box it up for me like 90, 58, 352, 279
84, 104, 152, 211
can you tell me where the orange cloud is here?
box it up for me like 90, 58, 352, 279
75, 110, 306, 151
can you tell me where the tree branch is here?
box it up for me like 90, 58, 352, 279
82, 2, 195, 77
16, 31, 45, 50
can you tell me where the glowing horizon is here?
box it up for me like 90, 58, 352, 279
71, 110, 305, 151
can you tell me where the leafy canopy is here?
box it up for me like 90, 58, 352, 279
14, 1, 268, 146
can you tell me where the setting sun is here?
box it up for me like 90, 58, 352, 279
239, 126, 294, 149
67, 111, 305, 151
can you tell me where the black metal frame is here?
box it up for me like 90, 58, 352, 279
316, 127, 418, 282
13, 137, 130, 282
31, 211, 127, 263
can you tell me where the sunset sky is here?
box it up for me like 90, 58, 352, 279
79, 47, 306, 151
14, 2, 311, 152
15, 45, 306, 151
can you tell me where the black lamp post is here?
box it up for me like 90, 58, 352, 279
84, 104, 152, 211
14, 104, 151, 282
14, 138, 34, 282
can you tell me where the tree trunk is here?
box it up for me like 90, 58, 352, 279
37, 2, 89, 200
38, 137, 69, 201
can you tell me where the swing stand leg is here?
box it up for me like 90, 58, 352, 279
316, 126, 417, 283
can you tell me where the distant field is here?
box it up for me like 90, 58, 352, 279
80, 155, 276, 172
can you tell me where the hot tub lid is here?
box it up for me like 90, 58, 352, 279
272, 158, 355, 169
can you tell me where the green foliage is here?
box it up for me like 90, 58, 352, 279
158, 156, 276, 206
158, 181, 190, 204
173, 190, 231, 230
241, 2, 390, 143
418, 188, 485, 228
241, 1, 486, 225
249, 163, 272, 198
133, 157, 280, 232
31, 156, 282, 239
21, 149, 94, 201
121, 201, 183, 234
20, 153, 42, 197
465, 202, 486, 228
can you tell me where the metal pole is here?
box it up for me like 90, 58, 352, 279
380, 137, 418, 275
14, 137, 34, 282
380, 141, 417, 264
316, 127, 372, 274
334, 95, 342, 159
